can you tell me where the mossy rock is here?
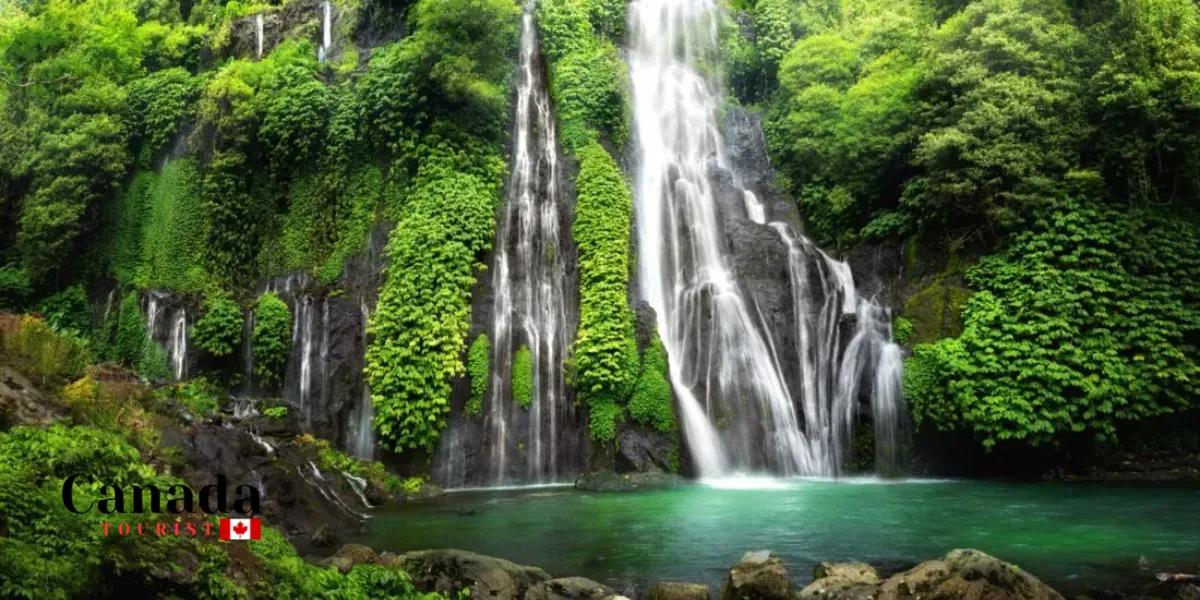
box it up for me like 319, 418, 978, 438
902, 274, 971, 345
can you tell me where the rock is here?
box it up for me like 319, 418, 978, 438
799, 562, 879, 600
720, 551, 792, 600
574, 470, 684, 492
0, 365, 63, 428
813, 562, 879, 583
1178, 584, 1200, 600
525, 577, 615, 600
310, 524, 338, 548
875, 549, 1064, 600
648, 581, 711, 600
615, 425, 676, 474
399, 549, 551, 600
320, 543, 375, 574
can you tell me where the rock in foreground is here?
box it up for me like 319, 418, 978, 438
720, 550, 793, 600
801, 549, 1064, 600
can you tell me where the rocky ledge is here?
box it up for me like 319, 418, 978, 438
309, 545, 1200, 600
574, 470, 685, 492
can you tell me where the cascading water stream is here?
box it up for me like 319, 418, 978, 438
168, 309, 187, 381
480, 0, 571, 485
255, 14, 264, 60
318, 1, 332, 63
351, 300, 376, 459
627, 0, 903, 476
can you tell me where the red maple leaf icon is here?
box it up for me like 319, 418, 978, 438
220, 518, 260, 540
232, 521, 248, 536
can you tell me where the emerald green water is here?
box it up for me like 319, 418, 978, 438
355, 479, 1200, 595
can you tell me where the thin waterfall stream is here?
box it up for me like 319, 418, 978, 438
482, 0, 572, 485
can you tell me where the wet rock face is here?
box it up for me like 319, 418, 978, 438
178, 423, 363, 540
720, 551, 794, 600
229, 0, 323, 61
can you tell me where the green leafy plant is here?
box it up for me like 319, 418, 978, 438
253, 292, 292, 385
193, 291, 243, 357
511, 344, 533, 410
264, 405, 289, 420
465, 334, 490, 417
629, 332, 676, 435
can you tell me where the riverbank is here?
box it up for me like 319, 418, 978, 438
309, 544, 1199, 600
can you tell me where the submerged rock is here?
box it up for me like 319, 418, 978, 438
720, 550, 792, 600
574, 470, 684, 492
648, 581, 711, 600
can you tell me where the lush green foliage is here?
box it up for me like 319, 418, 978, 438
114, 160, 210, 292
363, 0, 518, 453
537, 0, 628, 150
193, 291, 243, 357
905, 199, 1200, 448
465, 333, 489, 417
0, 313, 90, 384
511, 344, 533, 410
34, 285, 90, 335
264, 405, 289, 420
252, 292, 291, 385
571, 142, 639, 441
629, 333, 676, 435
157, 377, 224, 417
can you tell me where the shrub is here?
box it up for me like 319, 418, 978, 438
193, 291, 243, 357
34, 285, 91, 335
264, 406, 289, 420
628, 333, 676, 434
252, 292, 292, 385
0, 314, 90, 384
465, 334, 489, 417
511, 344, 533, 409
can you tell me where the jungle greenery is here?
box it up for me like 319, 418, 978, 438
0, 321, 450, 600
737, 0, 1200, 449
1, 0, 1196, 463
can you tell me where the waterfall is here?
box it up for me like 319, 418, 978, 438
168, 308, 187, 381
318, 1, 332, 63
873, 342, 904, 475
627, 0, 902, 476
255, 14, 264, 60
242, 310, 255, 395
294, 296, 316, 429
481, 0, 572, 485
340, 470, 372, 508
351, 300, 376, 459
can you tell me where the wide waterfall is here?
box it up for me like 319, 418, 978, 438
627, 0, 903, 476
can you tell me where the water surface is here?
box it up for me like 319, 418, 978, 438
355, 479, 1200, 595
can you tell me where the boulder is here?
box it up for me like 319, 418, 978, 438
876, 549, 1064, 600
322, 543, 376, 574
0, 365, 63, 428
648, 581, 711, 600
399, 549, 552, 600
720, 551, 792, 600
309, 524, 338, 548
799, 562, 879, 600
525, 577, 616, 600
